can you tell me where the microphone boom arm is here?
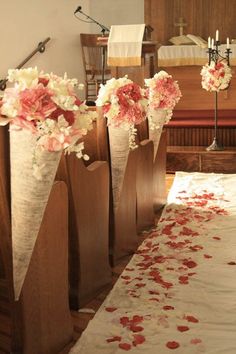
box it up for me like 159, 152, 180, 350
75, 7, 110, 34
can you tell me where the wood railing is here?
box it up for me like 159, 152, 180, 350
0, 37, 51, 91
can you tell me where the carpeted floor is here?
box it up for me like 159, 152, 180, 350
69, 172, 236, 353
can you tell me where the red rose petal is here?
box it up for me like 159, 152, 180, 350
135, 283, 146, 288
183, 260, 197, 268
105, 307, 117, 312
228, 261, 236, 265
132, 315, 143, 323
188, 272, 197, 276
120, 316, 129, 326
190, 245, 203, 252
106, 336, 122, 343
163, 305, 175, 310
190, 338, 202, 344
130, 325, 144, 332
149, 297, 160, 302
177, 325, 189, 332
149, 290, 160, 295
184, 315, 199, 323
179, 275, 189, 284
119, 343, 132, 351
204, 254, 213, 259
166, 341, 180, 349
213, 236, 221, 240
132, 334, 145, 346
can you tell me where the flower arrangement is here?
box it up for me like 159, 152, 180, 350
96, 76, 148, 149
0, 67, 96, 178
144, 70, 182, 129
200, 60, 232, 92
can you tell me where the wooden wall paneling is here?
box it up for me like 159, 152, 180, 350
166, 126, 236, 147
136, 140, 155, 233
63, 156, 111, 309
20, 181, 73, 354
145, 0, 236, 45
153, 130, 167, 212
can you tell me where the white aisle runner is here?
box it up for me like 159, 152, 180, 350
70, 172, 236, 354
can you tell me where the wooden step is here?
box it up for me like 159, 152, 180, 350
167, 146, 236, 173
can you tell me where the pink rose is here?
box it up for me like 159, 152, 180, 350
18, 84, 56, 121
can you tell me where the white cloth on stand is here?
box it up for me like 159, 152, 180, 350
107, 24, 145, 66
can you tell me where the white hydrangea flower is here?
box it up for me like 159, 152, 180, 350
7, 67, 39, 89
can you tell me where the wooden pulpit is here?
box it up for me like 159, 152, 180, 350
109, 41, 159, 86
96, 25, 159, 86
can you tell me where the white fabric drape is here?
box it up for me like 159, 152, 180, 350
108, 24, 145, 66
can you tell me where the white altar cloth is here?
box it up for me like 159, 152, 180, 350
70, 172, 236, 353
158, 44, 236, 66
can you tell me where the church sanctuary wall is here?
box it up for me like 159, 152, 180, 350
0, 1, 144, 99
89, 0, 144, 33
0, 1, 92, 100
144, 0, 236, 44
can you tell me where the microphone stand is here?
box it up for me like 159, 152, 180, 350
75, 8, 110, 84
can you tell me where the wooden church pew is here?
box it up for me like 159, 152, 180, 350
56, 155, 111, 309
153, 130, 167, 212
0, 126, 11, 280
19, 181, 73, 354
136, 139, 155, 233
136, 120, 167, 215
0, 126, 15, 353
0, 180, 73, 353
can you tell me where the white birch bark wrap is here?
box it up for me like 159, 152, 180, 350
148, 109, 167, 160
10, 129, 62, 300
108, 126, 130, 212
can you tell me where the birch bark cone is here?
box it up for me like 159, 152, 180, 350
108, 126, 130, 212
10, 129, 62, 300
148, 109, 167, 161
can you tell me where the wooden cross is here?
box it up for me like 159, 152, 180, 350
174, 17, 187, 36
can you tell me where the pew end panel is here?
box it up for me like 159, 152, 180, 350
153, 130, 167, 212
62, 156, 111, 309
136, 139, 155, 233
19, 181, 73, 354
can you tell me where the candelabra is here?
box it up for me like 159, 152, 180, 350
206, 31, 232, 151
